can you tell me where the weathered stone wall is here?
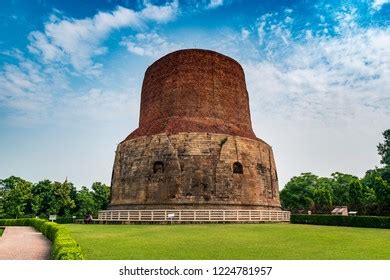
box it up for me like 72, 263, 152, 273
125, 49, 256, 141
110, 132, 280, 210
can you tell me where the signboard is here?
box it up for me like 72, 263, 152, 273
49, 215, 57, 222
167, 213, 175, 224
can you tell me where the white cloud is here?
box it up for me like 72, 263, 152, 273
246, 27, 390, 123
0, 53, 139, 126
120, 32, 181, 57
241, 28, 250, 40
1, 2, 179, 125
141, 0, 179, 23
256, 14, 269, 45
0, 57, 70, 124
371, 0, 390, 10
243, 26, 390, 185
54, 87, 139, 124
27, 1, 179, 75
255, 12, 294, 60
207, 0, 224, 9
246, 8, 390, 124
334, 6, 358, 34
28, 31, 64, 62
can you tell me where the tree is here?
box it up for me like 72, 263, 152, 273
91, 182, 110, 211
330, 172, 357, 206
378, 129, 390, 166
30, 179, 76, 216
363, 167, 390, 187
362, 187, 377, 215
46, 180, 76, 215
0, 188, 5, 218
58, 180, 76, 216
280, 173, 318, 212
348, 179, 364, 211
361, 168, 390, 215
312, 178, 333, 213
371, 176, 390, 215
348, 179, 376, 214
0, 176, 32, 218
75, 186, 97, 217
31, 179, 53, 216
0, 175, 111, 218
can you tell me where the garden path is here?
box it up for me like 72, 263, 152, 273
0, 226, 51, 260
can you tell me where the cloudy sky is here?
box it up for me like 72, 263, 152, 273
0, 0, 389, 188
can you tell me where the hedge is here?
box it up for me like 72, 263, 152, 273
0, 216, 78, 224
55, 217, 76, 224
291, 214, 390, 229
0, 218, 84, 260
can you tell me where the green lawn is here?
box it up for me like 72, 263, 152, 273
0, 227, 3, 236
64, 223, 390, 260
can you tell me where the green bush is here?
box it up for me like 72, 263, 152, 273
52, 234, 84, 260
0, 218, 84, 260
55, 217, 76, 224
291, 214, 390, 229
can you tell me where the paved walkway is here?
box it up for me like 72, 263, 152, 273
0, 226, 51, 260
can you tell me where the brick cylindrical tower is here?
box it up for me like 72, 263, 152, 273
110, 49, 281, 210
126, 49, 256, 140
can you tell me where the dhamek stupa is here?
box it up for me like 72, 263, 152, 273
109, 49, 281, 210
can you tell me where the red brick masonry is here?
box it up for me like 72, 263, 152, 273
125, 49, 257, 141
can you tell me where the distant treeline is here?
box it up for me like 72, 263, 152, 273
0, 177, 110, 219
281, 129, 390, 216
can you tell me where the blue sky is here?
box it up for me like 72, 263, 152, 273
0, 0, 389, 188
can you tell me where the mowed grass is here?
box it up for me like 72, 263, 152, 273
0, 227, 3, 237
64, 223, 390, 260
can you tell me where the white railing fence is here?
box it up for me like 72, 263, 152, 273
97, 209, 290, 222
